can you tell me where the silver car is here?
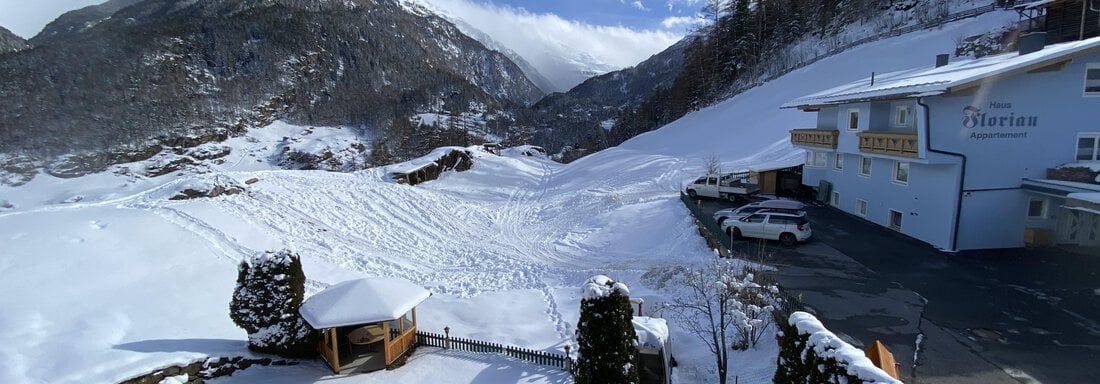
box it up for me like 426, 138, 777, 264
712, 199, 806, 226
720, 211, 812, 246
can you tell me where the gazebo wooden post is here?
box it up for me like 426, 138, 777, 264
382, 320, 392, 365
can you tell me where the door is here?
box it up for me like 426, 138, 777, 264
761, 215, 788, 240
739, 214, 767, 238
700, 176, 719, 197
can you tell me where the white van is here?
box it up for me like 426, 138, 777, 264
712, 200, 805, 226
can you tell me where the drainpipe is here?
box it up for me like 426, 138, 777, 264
917, 97, 965, 253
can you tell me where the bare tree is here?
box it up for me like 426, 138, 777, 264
705, 154, 722, 175
657, 253, 778, 384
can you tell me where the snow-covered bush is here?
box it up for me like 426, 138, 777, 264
229, 250, 318, 358
774, 311, 902, 384
575, 275, 639, 384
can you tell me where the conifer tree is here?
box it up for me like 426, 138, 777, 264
230, 250, 318, 358
575, 275, 639, 384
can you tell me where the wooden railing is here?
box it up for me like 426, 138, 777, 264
417, 330, 573, 371
790, 128, 839, 149
385, 327, 418, 365
857, 131, 919, 158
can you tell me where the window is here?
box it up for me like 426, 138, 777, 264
893, 161, 910, 184
833, 153, 845, 171
830, 191, 840, 207
888, 209, 903, 230
1027, 198, 1048, 219
856, 199, 868, 217
847, 109, 860, 130
1078, 133, 1100, 161
895, 105, 910, 126
807, 151, 828, 167
859, 156, 872, 176
745, 214, 766, 223
1085, 63, 1100, 95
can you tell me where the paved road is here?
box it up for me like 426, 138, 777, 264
694, 198, 1100, 384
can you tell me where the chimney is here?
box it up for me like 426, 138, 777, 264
935, 54, 949, 68
1018, 31, 1047, 55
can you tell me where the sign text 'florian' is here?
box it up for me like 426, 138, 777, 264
962, 102, 1037, 140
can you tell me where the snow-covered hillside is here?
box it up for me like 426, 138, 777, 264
0, 9, 1019, 384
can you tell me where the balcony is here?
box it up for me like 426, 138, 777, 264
790, 129, 838, 149
857, 131, 919, 158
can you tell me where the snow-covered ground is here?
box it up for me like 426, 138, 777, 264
0, 9, 1019, 384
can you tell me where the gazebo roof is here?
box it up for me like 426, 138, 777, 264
299, 277, 431, 329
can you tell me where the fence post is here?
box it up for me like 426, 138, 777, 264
564, 345, 572, 372
444, 326, 451, 349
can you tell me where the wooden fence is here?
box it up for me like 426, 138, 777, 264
416, 329, 574, 372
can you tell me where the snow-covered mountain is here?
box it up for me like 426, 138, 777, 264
0, 0, 543, 177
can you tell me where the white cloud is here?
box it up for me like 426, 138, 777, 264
631, 1, 651, 11
416, 0, 683, 92
665, 0, 703, 12
660, 15, 701, 30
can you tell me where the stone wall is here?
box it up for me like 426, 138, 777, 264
118, 356, 298, 384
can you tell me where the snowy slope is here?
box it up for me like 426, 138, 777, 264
0, 9, 1019, 384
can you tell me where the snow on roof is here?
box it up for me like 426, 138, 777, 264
1024, 178, 1100, 193
632, 316, 669, 354
581, 275, 630, 300
1013, 0, 1058, 10
1068, 192, 1100, 205
789, 311, 902, 384
735, 157, 806, 173
783, 36, 1100, 108
299, 277, 431, 329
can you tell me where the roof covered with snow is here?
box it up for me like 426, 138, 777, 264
783, 36, 1100, 109
1068, 192, 1100, 205
632, 316, 669, 354
299, 277, 431, 329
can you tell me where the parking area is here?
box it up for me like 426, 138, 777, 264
689, 196, 1100, 384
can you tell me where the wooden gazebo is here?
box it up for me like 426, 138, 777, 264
299, 277, 431, 374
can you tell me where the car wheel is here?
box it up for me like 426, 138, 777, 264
687, 190, 697, 198
728, 227, 742, 240
728, 194, 738, 202
779, 233, 796, 246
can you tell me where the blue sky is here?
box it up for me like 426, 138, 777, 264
485, 0, 703, 31
0, 0, 704, 39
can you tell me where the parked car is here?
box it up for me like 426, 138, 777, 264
720, 210, 811, 246
712, 199, 806, 226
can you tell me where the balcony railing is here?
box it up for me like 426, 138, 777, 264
857, 131, 919, 158
790, 129, 838, 149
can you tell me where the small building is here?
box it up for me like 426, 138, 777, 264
299, 277, 431, 374
785, 36, 1100, 251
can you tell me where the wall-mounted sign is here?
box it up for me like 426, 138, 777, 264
962, 102, 1037, 140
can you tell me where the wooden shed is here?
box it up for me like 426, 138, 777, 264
299, 277, 431, 374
